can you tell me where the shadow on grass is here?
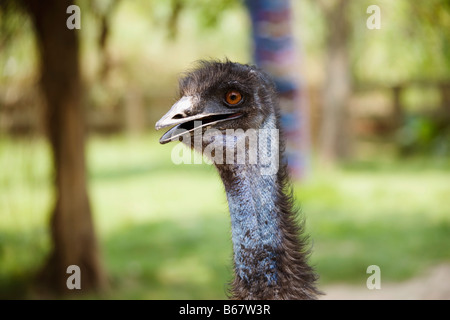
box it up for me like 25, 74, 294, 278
0, 228, 49, 299
0, 213, 233, 299
101, 213, 233, 299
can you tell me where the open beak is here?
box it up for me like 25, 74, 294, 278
155, 96, 243, 144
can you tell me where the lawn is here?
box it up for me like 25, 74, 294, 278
0, 133, 449, 299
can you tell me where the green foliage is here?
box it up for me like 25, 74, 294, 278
343, 0, 450, 83
396, 115, 450, 156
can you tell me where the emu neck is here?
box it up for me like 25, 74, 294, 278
215, 115, 319, 299
216, 114, 283, 292
224, 165, 281, 285
223, 169, 320, 300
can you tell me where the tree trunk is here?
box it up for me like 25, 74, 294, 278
319, 0, 352, 164
25, 0, 107, 295
441, 82, 450, 118
392, 85, 404, 129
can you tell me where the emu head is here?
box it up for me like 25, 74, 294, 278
155, 61, 278, 155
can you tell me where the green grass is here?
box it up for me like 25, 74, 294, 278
297, 168, 450, 284
1, 132, 449, 299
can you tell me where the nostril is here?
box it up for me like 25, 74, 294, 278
172, 114, 185, 119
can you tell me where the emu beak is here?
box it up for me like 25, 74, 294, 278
155, 96, 196, 131
155, 96, 243, 144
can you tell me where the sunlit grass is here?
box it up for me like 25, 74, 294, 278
297, 169, 450, 285
0, 132, 449, 298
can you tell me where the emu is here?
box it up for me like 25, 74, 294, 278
156, 60, 320, 300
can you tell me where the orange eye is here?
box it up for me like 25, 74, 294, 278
225, 90, 243, 105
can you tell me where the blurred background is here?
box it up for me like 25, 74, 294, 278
0, 0, 449, 299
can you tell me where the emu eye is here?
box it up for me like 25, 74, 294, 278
225, 90, 243, 106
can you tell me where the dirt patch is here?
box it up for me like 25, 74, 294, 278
321, 263, 450, 300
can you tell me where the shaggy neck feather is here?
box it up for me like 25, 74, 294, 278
225, 165, 281, 285
218, 114, 282, 286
